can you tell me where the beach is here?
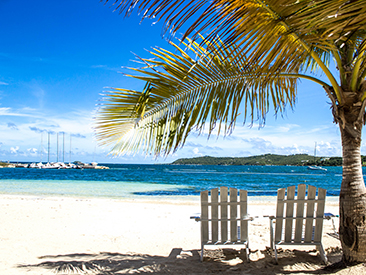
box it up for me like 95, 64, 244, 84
1, 194, 364, 274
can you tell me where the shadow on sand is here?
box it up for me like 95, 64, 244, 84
18, 246, 363, 274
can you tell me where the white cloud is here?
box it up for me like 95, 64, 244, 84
27, 148, 38, 156
0, 102, 347, 164
0, 107, 11, 115
7, 122, 18, 130
171, 121, 343, 159
0, 107, 42, 117
0, 81, 9, 85
193, 147, 201, 155
0, 106, 100, 162
276, 124, 300, 132
10, 146, 19, 154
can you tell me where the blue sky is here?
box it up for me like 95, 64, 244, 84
0, 0, 356, 164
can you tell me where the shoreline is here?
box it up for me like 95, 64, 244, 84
0, 194, 349, 275
0, 192, 341, 203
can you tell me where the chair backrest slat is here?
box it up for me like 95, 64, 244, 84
230, 188, 238, 242
284, 186, 296, 242
314, 187, 326, 242
201, 190, 209, 243
304, 185, 316, 242
211, 188, 219, 243
220, 187, 228, 242
294, 184, 306, 242
275, 188, 285, 243
240, 190, 248, 241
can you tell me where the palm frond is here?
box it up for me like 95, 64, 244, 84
103, 0, 366, 44
95, 36, 297, 156
104, 0, 366, 102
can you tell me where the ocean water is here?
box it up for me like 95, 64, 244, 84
0, 164, 350, 199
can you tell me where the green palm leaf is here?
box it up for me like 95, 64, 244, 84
95, 36, 297, 156
103, 0, 366, 102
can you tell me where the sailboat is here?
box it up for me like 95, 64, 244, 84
307, 142, 327, 171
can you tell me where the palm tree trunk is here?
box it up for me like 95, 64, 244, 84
339, 120, 366, 263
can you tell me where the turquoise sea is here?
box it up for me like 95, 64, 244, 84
0, 164, 351, 199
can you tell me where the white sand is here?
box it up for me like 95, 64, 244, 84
0, 194, 364, 275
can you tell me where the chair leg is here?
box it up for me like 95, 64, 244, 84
317, 244, 328, 265
269, 218, 274, 250
274, 245, 278, 264
245, 245, 250, 262
270, 218, 278, 264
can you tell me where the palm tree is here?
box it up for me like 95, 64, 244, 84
97, 0, 366, 263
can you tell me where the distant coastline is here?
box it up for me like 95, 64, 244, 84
171, 153, 359, 166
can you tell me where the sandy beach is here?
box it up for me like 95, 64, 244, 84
1, 194, 365, 274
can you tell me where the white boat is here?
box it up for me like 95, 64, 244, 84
41, 162, 60, 169
28, 162, 44, 169
307, 142, 327, 171
308, 165, 327, 171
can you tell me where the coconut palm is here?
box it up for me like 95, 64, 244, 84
97, 0, 366, 263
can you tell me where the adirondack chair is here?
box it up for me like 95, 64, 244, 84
269, 184, 328, 264
191, 187, 253, 262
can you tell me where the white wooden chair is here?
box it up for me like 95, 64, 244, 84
191, 187, 253, 261
269, 184, 328, 264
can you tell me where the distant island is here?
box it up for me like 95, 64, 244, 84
171, 153, 364, 166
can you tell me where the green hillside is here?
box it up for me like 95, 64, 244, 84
171, 154, 347, 166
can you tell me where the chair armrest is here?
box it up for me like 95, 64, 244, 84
190, 215, 201, 222
242, 215, 255, 221
324, 212, 339, 220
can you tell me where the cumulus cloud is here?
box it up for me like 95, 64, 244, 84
193, 147, 201, 155
7, 122, 18, 130
315, 141, 340, 156
29, 126, 47, 133
10, 146, 19, 154
242, 137, 274, 151
237, 136, 342, 157
27, 148, 38, 156
241, 137, 310, 155
29, 127, 61, 135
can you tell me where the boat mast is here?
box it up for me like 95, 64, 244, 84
69, 134, 72, 163
48, 132, 50, 163
40, 132, 43, 163
314, 142, 317, 164
63, 132, 65, 163
57, 132, 59, 162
